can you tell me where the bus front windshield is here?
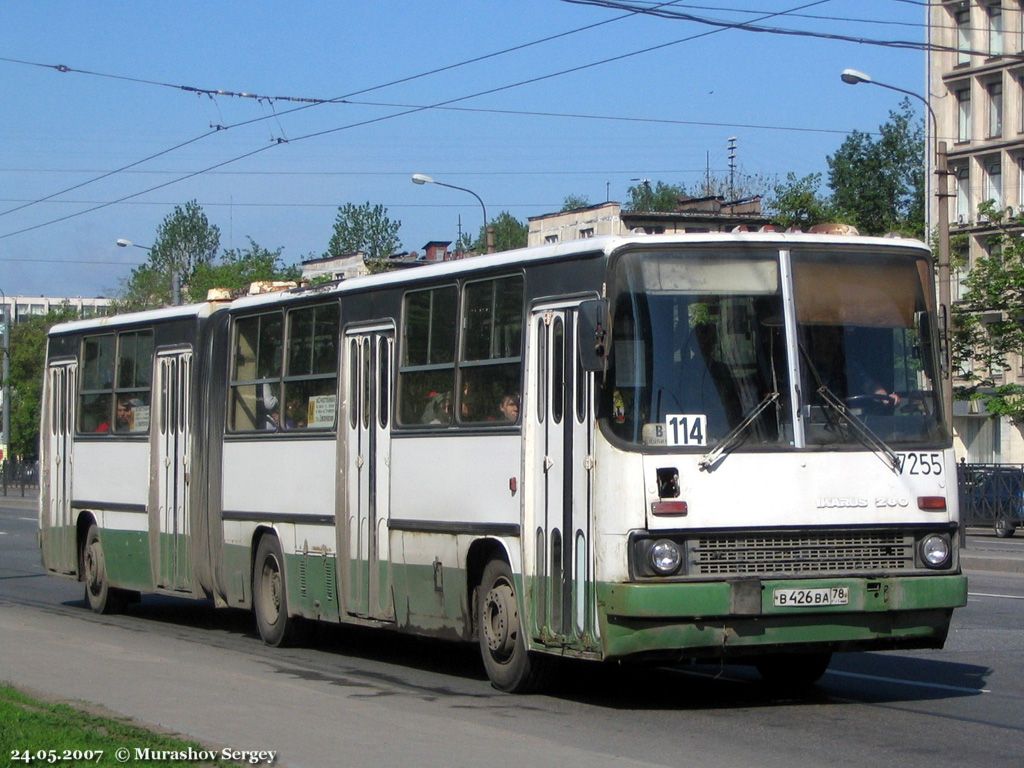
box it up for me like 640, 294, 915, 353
793, 250, 945, 446
605, 249, 791, 448
603, 247, 946, 450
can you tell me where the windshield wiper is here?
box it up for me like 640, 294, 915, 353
699, 392, 780, 471
815, 385, 901, 474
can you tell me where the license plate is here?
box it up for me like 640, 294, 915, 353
773, 586, 850, 607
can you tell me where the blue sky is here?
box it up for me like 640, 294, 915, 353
0, 1, 929, 298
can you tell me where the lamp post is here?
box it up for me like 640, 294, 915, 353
841, 68, 954, 434
117, 238, 181, 305
411, 173, 494, 254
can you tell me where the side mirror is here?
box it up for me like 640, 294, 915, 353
577, 299, 608, 372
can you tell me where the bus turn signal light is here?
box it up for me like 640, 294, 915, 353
917, 496, 946, 510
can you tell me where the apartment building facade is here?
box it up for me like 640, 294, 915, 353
930, 1, 1024, 461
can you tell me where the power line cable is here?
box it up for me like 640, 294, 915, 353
561, 0, 1024, 60
0, 0, 835, 241
0, 1, 682, 222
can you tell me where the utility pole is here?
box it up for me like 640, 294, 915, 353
727, 137, 737, 200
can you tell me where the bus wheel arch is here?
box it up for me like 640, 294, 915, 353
251, 529, 303, 647
474, 549, 549, 693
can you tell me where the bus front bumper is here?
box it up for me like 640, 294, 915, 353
596, 574, 968, 659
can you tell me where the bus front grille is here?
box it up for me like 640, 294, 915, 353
688, 531, 914, 577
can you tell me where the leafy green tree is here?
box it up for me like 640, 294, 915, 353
827, 99, 924, 237
469, 211, 528, 253
119, 201, 221, 309
951, 203, 1024, 421
767, 172, 836, 229
561, 194, 591, 211
187, 238, 300, 301
325, 202, 401, 264
624, 180, 685, 212
6, 306, 79, 459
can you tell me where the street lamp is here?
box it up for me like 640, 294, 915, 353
841, 68, 953, 434
117, 238, 181, 306
411, 173, 495, 254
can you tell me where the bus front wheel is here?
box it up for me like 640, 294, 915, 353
477, 559, 548, 693
253, 535, 301, 646
82, 524, 126, 615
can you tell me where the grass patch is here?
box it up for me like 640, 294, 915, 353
0, 684, 246, 766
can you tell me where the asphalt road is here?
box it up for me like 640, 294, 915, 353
1, 496, 1022, 768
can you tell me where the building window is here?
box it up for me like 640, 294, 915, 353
954, 242, 970, 302
958, 87, 972, 142
956, 7, 971, 65
544, 234, 558, 244
579, 227, 595, 239
988, 4, 1004, 57
988, 80, 1004, 138
955, 164, 971, 222
984, 156, 1004, 209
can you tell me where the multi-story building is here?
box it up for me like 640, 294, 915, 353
930, 1, 1024, 461
527, 197, 769, 248
0, 295, 112, 325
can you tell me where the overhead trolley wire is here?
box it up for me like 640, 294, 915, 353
0, 0, 836, 242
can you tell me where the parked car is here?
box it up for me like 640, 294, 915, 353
958, 464, 1024, 538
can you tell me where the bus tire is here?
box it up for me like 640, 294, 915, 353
755, 651, 832, 689
477, 558, 548, 693
253, 534, 301, 647
82, 524, 126, 615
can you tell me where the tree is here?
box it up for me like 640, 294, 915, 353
624, 180, 686, 212
951, 203, 1024, 421
561, 194, 591, 211
119, 201, 221, 309
827, 99, 925, 237
325, 202, 401, 264
6, 306, 79, 459
187, 238, 300, 302
469, 211, 528, 253
767, 172, 836, 229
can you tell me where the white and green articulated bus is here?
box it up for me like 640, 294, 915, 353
40, 230, 968, 692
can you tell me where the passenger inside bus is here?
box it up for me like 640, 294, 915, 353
499, 394, 520, 423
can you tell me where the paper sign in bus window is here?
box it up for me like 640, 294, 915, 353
664, 414, 707, 447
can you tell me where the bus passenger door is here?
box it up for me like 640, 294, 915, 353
152, 348, 192, 592
343, 327, 395, 621
527, 304, 597, 646
42, 360, 77, 574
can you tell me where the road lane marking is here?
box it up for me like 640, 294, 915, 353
826, 670, 990, 694
968, 591, 1024, 600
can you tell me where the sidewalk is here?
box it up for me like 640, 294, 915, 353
961, 528, 1024, 574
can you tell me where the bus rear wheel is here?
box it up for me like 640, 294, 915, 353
82, 524, 126, 615
253, 534, 302, 646
477, 559, 548, 693
755, 651, 832, 690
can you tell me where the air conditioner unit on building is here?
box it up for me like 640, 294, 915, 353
957, 214, 967, 226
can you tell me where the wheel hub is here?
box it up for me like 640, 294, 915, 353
483, 582, 518, 659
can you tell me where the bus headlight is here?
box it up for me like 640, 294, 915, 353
920, 533, 951, 569
650, 539, 682, 575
